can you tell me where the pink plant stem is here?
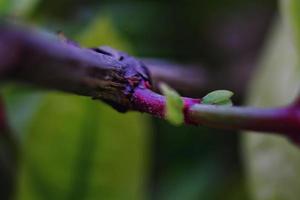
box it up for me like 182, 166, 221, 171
131, 87, 201, 119
189, 104, 300, 136
132, 88, 300, 143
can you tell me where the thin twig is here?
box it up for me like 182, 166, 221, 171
131, 88, 300, 144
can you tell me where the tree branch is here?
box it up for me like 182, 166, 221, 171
0, 23, 145, 112
0, 23, 299, 145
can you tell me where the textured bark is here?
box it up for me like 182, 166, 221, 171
0, 23, 149, 112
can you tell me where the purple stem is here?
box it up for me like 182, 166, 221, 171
131, 88, 201, 119
132, 88, 300, 144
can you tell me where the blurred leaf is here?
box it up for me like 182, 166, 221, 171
242, 18, 300, 200
0, 0, 39, 17
1, 85, 44, 141
202, 90, 233, 106
11, 93, 149, 200
2, 13, 150, 200
158, 156, 226, 200
78, 14, 131, 52
281, 0, 300, 53
0, 0, 10, 14
160, 83, 184, 126
11, 0, 40, 17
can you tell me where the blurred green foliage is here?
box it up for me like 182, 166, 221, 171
11, 92, 149, 200
2, 1, 151, 200
2, 0, 297, 200
0, 0, 39, 17
285, 0, 300, 54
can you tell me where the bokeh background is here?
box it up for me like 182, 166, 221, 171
0, 0, 299, 200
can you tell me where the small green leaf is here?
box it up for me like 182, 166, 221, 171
202, 90, 234, 106
160, 83, 184, 125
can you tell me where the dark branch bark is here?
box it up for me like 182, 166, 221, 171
0, 23, 146, 112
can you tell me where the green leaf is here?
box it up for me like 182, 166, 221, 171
202, 90, 233, 106
160, 83, 184, 126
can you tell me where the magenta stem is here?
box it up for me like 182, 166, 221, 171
189, 104, 300, 136
132, 88, 300, 144
132, 88, 201, 119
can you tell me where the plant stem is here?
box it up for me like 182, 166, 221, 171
0, 22, 299, 144
132, 88, 300, 144
189, 104, 299, 137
